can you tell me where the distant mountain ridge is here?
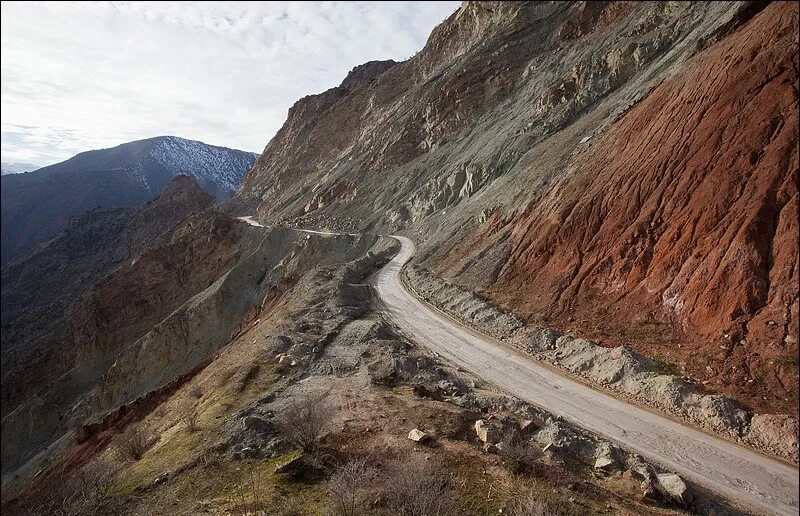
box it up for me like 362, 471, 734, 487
0, 163, 40, 175
0, 136, 256, 264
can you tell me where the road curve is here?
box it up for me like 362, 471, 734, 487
375, 235, 799, 516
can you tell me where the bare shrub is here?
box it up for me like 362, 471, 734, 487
499, 430, 543, 475
383, 457, 460, 516
276, 390, 334, 452
180, 402, 200, 432
506, 490, 579, 516
19, 459, 118, 516
119, 424, 153, 461
326, 459, 379, 516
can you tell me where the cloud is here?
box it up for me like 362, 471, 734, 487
0, 1, 458, 165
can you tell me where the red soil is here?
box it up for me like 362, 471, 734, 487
489, 2, 799, 415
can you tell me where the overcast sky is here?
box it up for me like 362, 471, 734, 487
0, 1, 458, 166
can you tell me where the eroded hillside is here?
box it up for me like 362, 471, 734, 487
232, 1, 799, 416
2, 1, 798, 514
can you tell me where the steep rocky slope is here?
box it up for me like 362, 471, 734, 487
4, 233, 713, 516
1, 2, 797, 512
232, 1, 798, 415
1, 213, 381, 494
485, 2, 799, 415
0, 136, 256, 264
1, 176, 215, 418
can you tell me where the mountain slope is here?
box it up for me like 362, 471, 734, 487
486, 2, 799, 414
0, 136, 256, 264
1, 176, 215, 418
231, 1, 798, 415
0, 163, 40, 175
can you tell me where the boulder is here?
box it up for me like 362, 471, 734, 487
628, 456, 655, 481
153, 472, 170, 486
274, 454, 305, 475
243, 415, 269, 432
594, 456, 615, 472
475, 419, 502, 444
408, 428, 430, 443
413, 384, 433, 398
656, 473, 692, 503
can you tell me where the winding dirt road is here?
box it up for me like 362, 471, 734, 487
238, 216, 798, 514
375, 236, 799, 516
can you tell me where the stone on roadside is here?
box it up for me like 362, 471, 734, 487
594, 456, 615, 472
656, 473, 692, 503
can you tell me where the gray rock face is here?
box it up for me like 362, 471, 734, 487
743, 414, 799, 463
405, 266, 523, 339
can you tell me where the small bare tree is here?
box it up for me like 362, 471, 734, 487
383, 457, 460, 516
119, 424, 152, 461
326, 459, 379, 516
499, 430, 542, 476
22, 459, 118, 515
276, 390, 334, 452
180, 402, 200, 432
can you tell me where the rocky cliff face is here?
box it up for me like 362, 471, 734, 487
1, 176, 215, 417
232, 1, 798, 415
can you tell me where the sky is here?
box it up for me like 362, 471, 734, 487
0, 1, 458, 167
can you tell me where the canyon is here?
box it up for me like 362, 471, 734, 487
1, 2, 797, 515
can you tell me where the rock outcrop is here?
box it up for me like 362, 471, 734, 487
231, 1, 798, 417
1, 176, 215, 417
488, 1, 799, 415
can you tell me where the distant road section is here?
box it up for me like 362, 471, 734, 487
374, 235, 799, 516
